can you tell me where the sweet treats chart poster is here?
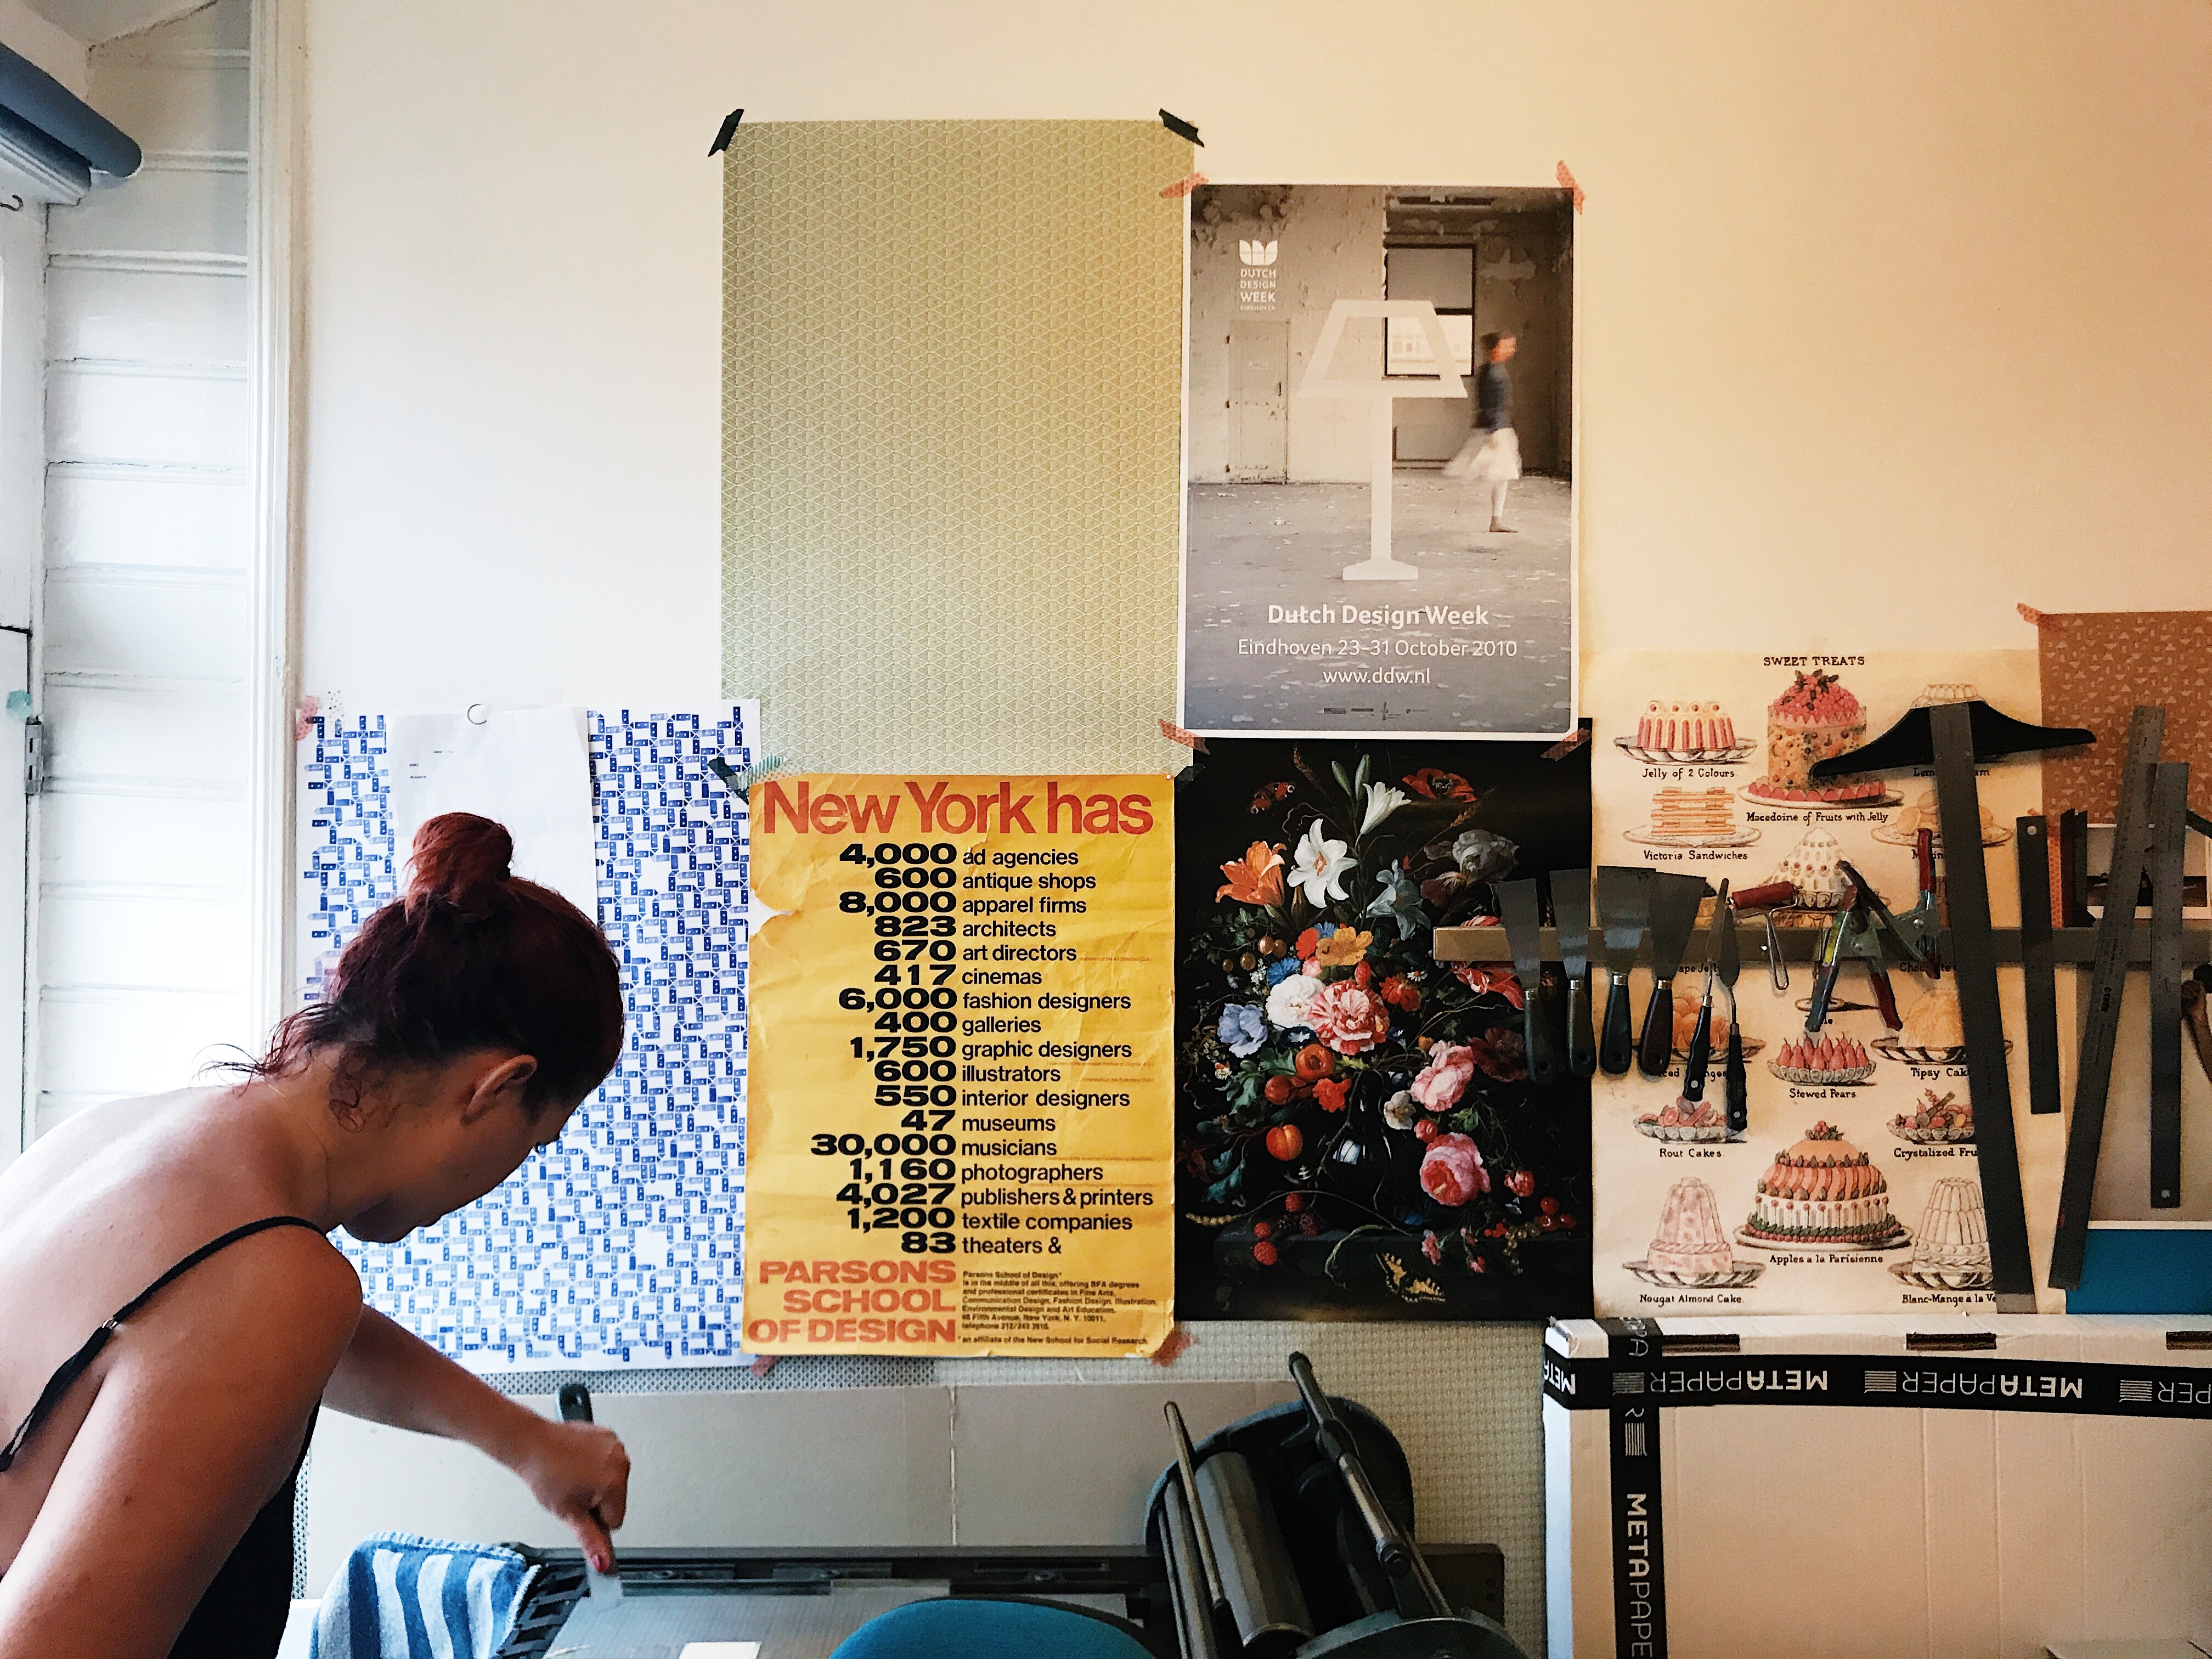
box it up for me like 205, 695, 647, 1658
1586, 650, 2068, 1316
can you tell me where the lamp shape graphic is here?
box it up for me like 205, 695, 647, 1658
1295, 300, 1469, 583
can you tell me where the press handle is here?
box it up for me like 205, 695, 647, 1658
1565, 969, 1596, 1077
1599, 972, 1635, 1075
1867, 964, 1900, 1031
1635, 975, 1674, 1077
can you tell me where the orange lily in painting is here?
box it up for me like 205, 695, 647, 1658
1217, 840, 1285, 905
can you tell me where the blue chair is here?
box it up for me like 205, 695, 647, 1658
831, 1597, 1158, 1658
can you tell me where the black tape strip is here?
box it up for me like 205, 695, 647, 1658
1596, 1321, 1667, 1659
2151, 762, 2189, 1207
709, 108, 745, 156
1544, 1348, 2212, 1419
1158, 108, 1202, 146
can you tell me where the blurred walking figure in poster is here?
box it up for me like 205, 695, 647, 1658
1444, 330, 1521, 533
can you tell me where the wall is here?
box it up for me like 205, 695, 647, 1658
0, 0, 87, 94
35, 0, 252, 1136
289, 3, 2212, 1652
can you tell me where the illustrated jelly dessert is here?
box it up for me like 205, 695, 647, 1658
1647, 1177, 1735, 1278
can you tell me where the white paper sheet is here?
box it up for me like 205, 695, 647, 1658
385, 706, 598, 917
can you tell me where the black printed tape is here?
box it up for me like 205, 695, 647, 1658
1544, 1348, 2212, 1420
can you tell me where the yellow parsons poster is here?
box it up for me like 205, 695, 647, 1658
742, 775, 1175, 1355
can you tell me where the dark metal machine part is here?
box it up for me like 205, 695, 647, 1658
2017, 815, 2062, 1115
1553, 867, 1596, 1077
1195, 1453, 1314, 1654
1497, 879, 1560, 1088
1636, 873, 1707, 1078
2053, 706, 2166, 1289
1146, 1359, 1523, 1658
1594, 866, 1650, 1076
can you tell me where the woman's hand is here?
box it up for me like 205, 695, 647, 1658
325, 1311, 634, 1570
505, 1415, 631, 1572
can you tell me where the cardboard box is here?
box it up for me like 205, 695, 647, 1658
1544, 1316, 2212, 1659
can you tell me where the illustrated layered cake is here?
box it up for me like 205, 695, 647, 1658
1649, 787, 1736, 840
1630, 1177, 1758, 1285
1771, 827, 1848, 906
1740, 1121, 1908, 1249
1746, 670, 1886, 804
1894, 1176, 1991, 1289
1635, 699, 1740, 755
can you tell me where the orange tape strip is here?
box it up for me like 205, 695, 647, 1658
1159, 718, 1210, 752
1160, 171, 1208, 200
1555, 160, 1585, 212
1541, 726, 1590, 760
2018, 602, 2050, 627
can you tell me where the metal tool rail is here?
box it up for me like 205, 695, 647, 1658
1435, 923, 2212, 968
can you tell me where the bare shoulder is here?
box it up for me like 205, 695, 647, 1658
144, 1220, 363, 1357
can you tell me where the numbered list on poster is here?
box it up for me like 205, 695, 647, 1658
742, 775, 1175, 1355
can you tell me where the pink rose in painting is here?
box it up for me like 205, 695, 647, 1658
1306, 981, 1388, 1055
1409, 1042, 1476, 1111
1419, 1133, 1491, 1207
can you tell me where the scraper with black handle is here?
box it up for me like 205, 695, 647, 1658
1637, 873, 1709, 1078
1594, 867, 1651, 1076
558, 1383, 623, 1606
1553, 867, 1596, 1077
1498, 878, 1560, 1088
1679, 879, 1730, 1105
1716, 888, 1747, 1136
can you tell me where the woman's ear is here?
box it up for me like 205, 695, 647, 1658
459, 1054, 539, 1124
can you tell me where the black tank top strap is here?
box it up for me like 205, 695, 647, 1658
0, 1215, 325, 1474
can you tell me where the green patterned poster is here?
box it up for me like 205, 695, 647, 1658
722, 121, 1189, 773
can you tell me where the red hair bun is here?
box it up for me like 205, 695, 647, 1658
406, 812, 515, 917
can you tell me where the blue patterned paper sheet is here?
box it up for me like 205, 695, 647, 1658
294, 705, 757, 1370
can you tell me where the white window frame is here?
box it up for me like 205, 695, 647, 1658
1, 174, 50, 1167
246, 0, 305, 1040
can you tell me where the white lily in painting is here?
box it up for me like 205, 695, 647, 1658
1359, 781, 1411, 835
1290, 820, 1352, 905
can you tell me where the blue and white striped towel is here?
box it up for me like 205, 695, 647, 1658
310, 1532, 535, 1659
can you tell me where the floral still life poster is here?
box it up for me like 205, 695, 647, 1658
1175, 737, 1593, 1319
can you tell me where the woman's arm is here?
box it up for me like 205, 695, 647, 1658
0, 1231, 359, 1659
325, 1308, 629, 1569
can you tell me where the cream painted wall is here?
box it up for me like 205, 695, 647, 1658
291, 4, 2212, 1644
297, 0, 2212, 714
